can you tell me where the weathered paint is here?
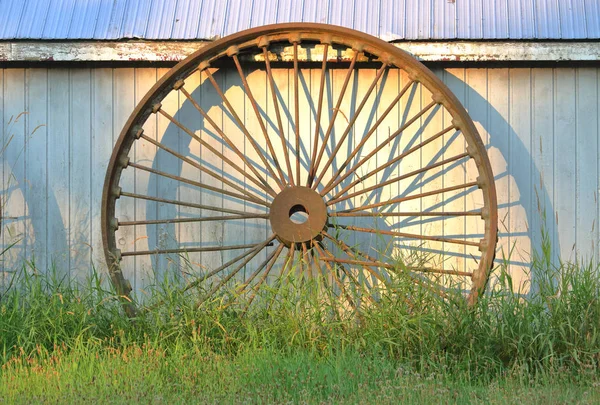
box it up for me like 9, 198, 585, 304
0, 66, 598, 294
1, 41, 600, 63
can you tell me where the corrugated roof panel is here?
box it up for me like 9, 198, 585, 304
328, 0, 355, 32
416, 0, 432, 39
172, 0, 203, 39
42, 0, 76, 39
145, 0, 176, 39
431, 0, 456, 40
15, 0, 50, 38
222, 0, 252, 38
249, 0, 279, 27
92, 0, 117, 39
354, 0, 380, 38
68, 0, 101, 38
457, 0, 471, 39
585, 0, 600, 39
121, 0, 152, 39
196, 0, 226, 39
482, 0, 508, 39
523, 0, 536, 38
0, 0, 27, 38
1, 0, 599, 40
534, 0, 556, 39
405, 0, 418, 39
299, 0, 329, 25
507, 0, 524, 39
560, 0, 588, 39
379, 0, 404, 41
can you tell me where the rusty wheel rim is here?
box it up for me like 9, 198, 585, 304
102, 23, 498, 317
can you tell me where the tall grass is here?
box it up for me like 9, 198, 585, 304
1, 238, 599, 386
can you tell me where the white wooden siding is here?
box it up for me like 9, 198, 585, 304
1, 66, 598, 292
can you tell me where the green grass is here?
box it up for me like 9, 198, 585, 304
1, 240, 600, 403
2, 345, 598, 404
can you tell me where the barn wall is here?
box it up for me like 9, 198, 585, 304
1, 66, 598, 290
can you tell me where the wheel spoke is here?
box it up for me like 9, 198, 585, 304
242, 243, 285, 313
263, 46, 295, 186
311, 241, 343, 320
331, 223, 481, 248
171, 86, 278, 196
337, 181, 479, 214
313, 243, 356, 310
321, 100, 439, 196
322, 232, 448, 299
307, 42, 329, 187
322, 234, 381, 304
267, 244, 296, 310
231, 54, 288, 186
312, 63, 388, 189
203, 68, 285, 190
121, 242, 270, 257
182, 235, 276, 293
129, 163, 271, 207
238, 243, 284, 297
322, 232, 386, 284
328, 151, 469, 205
317, 79, 415, 192
195, 235, 277, 308
138, 132, 266, 205
156, 105, 276, 196
301, 242, 311, 280
293, 41, 301, 184
120, 191, 269, 212
118, 214, 268, 226
307, 50, 360, 187
330, 210, 482, 218
320, 257, 473, 277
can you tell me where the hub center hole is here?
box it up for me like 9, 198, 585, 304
289, 204, 309, 224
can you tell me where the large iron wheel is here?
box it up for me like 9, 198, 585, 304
102, 23, 498, 317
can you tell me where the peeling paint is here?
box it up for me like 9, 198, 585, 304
0, 41, 599, 63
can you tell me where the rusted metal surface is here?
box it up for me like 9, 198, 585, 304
2, 41, 600, 63
101, 23, 499, 316
269, 186, 328, 246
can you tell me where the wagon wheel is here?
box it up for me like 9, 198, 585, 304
102, 23, 498, 317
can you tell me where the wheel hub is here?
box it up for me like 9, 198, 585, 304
269, 186, 328, 246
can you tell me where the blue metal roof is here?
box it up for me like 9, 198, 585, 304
0, 0, 598, 41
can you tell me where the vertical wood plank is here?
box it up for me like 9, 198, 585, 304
376, 67, 401, 270
200, 67, 224, 273
113, 68, 136, 287
222, 67, 246, 281
531, 68, 555, 263
70, 69, 92, 281
465, 67, 490, 252
47, 69, 70, 275
91, 68, 114, 286
486, 68, 511, 275
134, 67, 159, 294
554, 68, 577, 260
0, 69, 3, 282
575, 68, 598, 260
25, 69, 48, 272
244, 66, 270, 280
177, 69, 203, 286
508, 68, 532, 285
2, 69, 26, 277
442, 68, 467, 275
